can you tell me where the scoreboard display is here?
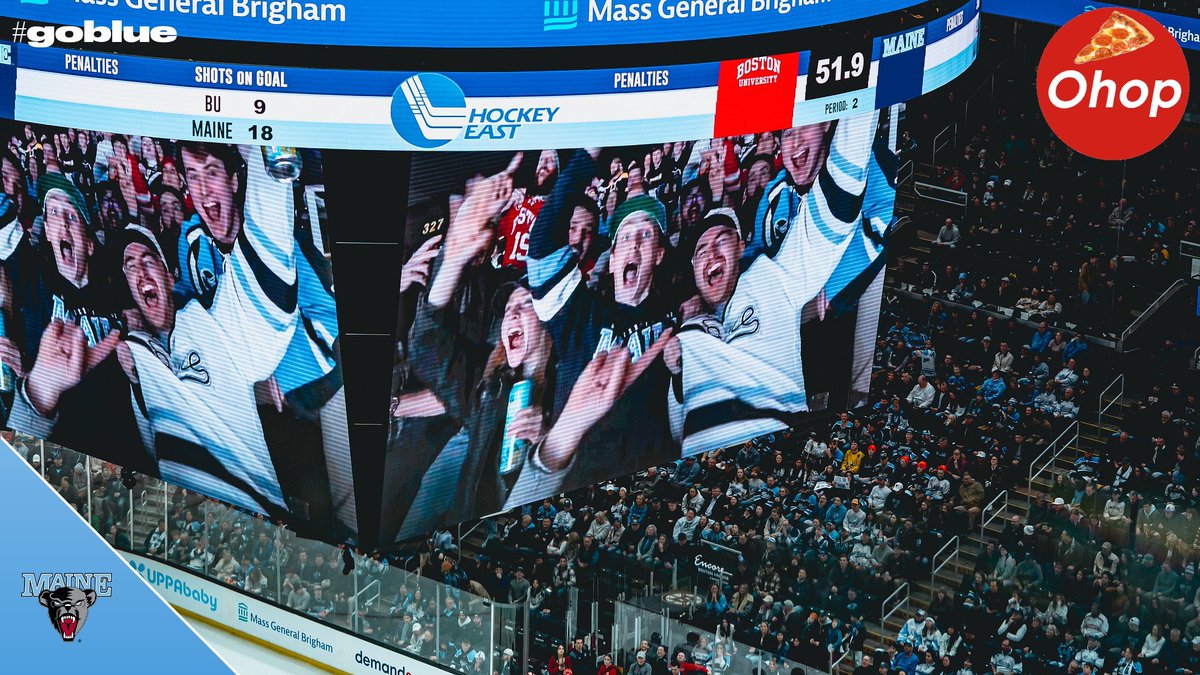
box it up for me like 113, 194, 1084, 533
0, 0, 979, 151
0, 0, 978, 550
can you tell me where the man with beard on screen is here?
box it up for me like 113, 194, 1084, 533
496, 149, 558, 274
669, 111, 892, 456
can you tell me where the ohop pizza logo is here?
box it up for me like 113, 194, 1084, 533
1038, 8, 1189, 161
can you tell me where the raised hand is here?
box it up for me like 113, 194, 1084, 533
429, 153, 522, 308
443, 152, 522, 268
508, 405, 547, 448
25, 321, 90, 416
399, 235, 442, 293
539, 329, 672, 471
0, 336, 24, 379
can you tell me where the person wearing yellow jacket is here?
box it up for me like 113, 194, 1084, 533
841, 442, 865, 474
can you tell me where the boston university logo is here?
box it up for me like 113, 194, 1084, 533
21, 572, 113, 642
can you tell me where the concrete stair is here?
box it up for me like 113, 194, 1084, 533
840, 390, 1134, 672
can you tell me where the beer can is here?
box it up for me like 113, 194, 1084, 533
261, 146, 302, 183
499, 380, 533, 475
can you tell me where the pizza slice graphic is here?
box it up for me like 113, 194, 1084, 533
1075, 10, 1155, 64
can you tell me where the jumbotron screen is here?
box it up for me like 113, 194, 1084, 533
387, 111, 896, 541
0, 0, 980, 549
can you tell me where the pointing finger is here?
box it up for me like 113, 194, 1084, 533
503, 152, 524, 176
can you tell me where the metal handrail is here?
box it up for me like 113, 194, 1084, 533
898, 159, 914, 188
351, 578, 380, 615
880, 582, 910, 648
1027, 421, 1079, 504
1118, 279, 1186, 349
830, 639, 853, 674
1097, 373, 1126, 431
963, 69, 1000, 125
981, 490, 1008, 542
699, 539, 741, 556
914, 181, 969, 209
930, 536, 959, 602
932, 122, 957, 166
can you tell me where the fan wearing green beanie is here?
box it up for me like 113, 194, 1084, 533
516, 148, 679, 502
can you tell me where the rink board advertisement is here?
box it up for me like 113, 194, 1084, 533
124, 552, 442, 675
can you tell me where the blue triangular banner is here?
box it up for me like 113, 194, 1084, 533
0, 440, 237, 673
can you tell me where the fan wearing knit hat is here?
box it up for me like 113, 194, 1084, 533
520, 148, 678, 495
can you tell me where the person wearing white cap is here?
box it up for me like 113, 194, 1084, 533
483, 648, 512, 675
627, 650, 652, 675
1094, 542, 1119, 578
898, 609, 925, 646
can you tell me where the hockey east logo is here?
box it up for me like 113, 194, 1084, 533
20, 572, 113, 642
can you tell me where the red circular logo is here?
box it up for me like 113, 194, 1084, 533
1037, 8, 1189, 161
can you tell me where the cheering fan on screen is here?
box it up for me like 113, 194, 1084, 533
14, 147, 299, 518
669, 112, 893, 456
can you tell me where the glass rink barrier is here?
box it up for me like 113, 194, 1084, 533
11, 432, 525, 675
613, 594, 861, 675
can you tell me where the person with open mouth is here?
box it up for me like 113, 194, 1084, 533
0, 172, 123, 377
15, 147, 302, 521
523, 148, 679, 501
175, 141, 346, 530
403, 158, 559, 532
669, 112, 895, 458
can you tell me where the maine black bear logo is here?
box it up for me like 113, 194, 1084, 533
39, 587, 98, 641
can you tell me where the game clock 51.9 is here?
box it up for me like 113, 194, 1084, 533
807, 40, 873, 99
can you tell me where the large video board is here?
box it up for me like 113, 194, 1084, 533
0, 0, 979, 547
386, 109, 896, 541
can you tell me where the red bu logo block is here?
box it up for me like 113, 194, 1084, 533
715, 53, 799, 137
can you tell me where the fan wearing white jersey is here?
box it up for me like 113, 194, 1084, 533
669, 112, 885, 456
18, 146, 298, 517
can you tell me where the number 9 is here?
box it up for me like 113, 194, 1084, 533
254, 99, 266, 115
851, 52, 865, 78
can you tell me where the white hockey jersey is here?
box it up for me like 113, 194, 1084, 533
130, 147, 297, 515
675, 111, 891, 457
